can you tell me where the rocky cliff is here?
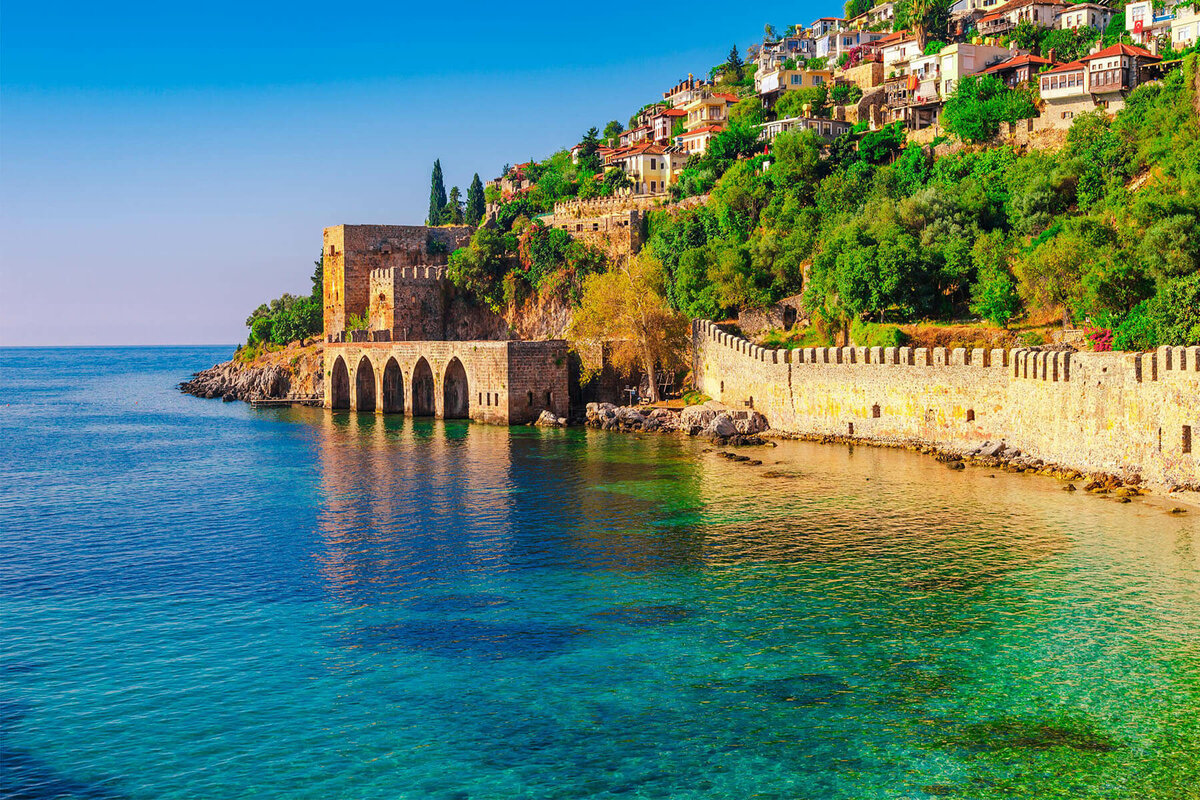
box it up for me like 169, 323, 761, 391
180, 341, 324, 402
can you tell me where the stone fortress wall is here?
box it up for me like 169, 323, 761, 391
693, 320, 1200, 485
323, 224, 568, 424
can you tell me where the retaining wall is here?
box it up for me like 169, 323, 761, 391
692, 319, 1200, 485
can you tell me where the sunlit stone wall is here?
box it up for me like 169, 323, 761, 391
693, 319, 1200, 485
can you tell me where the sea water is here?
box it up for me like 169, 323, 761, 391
2, 347, 1198, 799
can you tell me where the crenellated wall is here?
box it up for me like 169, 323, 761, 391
692, 319, 1200, 485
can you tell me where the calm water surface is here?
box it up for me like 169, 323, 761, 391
2, 347, 1199, 799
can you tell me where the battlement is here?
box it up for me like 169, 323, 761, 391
691, 319, 1199, 485
693, 319, 1200, 385
368, 265, 447, 283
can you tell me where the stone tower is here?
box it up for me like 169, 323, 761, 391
322, 224, 472, 341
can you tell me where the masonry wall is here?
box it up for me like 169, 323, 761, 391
324, 339, 569, 425
323, 224, 472, 339
693, 319, 1200, 485
506, 340, 571, 424
368, 266, 447, 341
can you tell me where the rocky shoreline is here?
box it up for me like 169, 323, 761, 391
578, 400, 1197, 509
179, 342, 323, 403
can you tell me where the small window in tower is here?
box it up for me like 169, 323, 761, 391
527, 391, 534, 406
544, 391, 552, 407
966, 408, 975, 422
872, 404, 881, 418
1184, 425, 1193, 455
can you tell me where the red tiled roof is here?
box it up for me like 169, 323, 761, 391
982, 53, 1057, 73
712, 92, 741, 103
657, 108, 688, 117
622, 124, 652, 135
1042, 59, 1086, 74
1083, 43, 1159, 61
877, 29, 912, 44
678, 125, 725, 138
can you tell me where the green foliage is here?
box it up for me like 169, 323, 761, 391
829, 83, 863, 105
1039, 26, 1099, 63
942, 75, 1037, 143
246, 257, 325, 345
1113, 301, 1158, 350
1148, 272, 1200, 346
1102, 12, 1128, 46
850, 318, 907, 347
775, 86, 829, 118
845, 0, 872, 17
447, 227, 515, 311
602, 120, 624, 146
969, 231, 1022, 326
725, 45, 745, 82
427, 159, 447, 225
924, 40, 947, 55
729, 96, 764, 126
466, 174, 486, 225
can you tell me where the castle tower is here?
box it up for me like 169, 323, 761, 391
369, 266, 448, 341
322, 224, 472, 341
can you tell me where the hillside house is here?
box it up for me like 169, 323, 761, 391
1126, 0, 1179, 45
681, 91, 739, 131
760, 116, 853, 142
678, 125, 724, 156
979, 0, 1068, 36
603, 143, 686, 195
663, 75, 713, 107
1058, 2, 1114, 32
1170, 3, 1199, 48
1038, 43, 1160, 126
650, 108, 687, 144
981, 52, 1059, 85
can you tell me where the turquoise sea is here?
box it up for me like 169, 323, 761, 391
2, 346, 1199, 799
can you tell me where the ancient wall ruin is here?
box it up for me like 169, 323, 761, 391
693, 319, 1200, 485
323, 224, 472, 339
325, 340, 569, 425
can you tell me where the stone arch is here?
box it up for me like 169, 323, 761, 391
331, 356, 350, 410
412, 357, 435, 416
443, 357, 469, 419
382, 357, 404, 414
355, 356, 376, 412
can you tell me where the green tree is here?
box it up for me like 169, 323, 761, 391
942, 75, 1036, 143
726, 45, 744, 81
465, 173, 486, 225
578, 127, 602, 173
897, 0, 952, 52
427, 159, 448, 225
603, 120, 624, 146
569, 253, 691, 402
444, 186, 464, 224
969, 231, 1022, 326
447, 227, 514, 311
310, 253, 324, 300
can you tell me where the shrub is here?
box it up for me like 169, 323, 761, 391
1113, 301, 1157, 350
850, 318, 907, 347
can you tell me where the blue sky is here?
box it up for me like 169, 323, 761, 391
2, 1, 823, 345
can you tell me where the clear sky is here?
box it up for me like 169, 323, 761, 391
1, 1, 823, 346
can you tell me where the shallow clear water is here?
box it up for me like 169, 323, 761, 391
2, 347, 1199, 799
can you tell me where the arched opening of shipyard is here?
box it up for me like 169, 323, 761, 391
382, 357, 404, 414
412, 357, 435, 416
443, 358, 469, 419
330, 356, 350, 410
355, 356, 376, 412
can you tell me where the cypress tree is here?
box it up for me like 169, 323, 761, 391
445, 186, 464, 224
465, 173, 486, 225
427, 159, 448, 225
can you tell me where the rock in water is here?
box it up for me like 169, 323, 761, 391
535, 410, 566, 428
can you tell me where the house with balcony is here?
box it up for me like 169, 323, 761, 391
603, 143, 687, 195
1126, 0, 1178, 45
649, 108, 687, 144
618, 125, 652, 147
817, 28, 890, 63
810, 17, 845, 37
663, 75, 713, 107
981, 51, 1058, 85
1172, 3, 1200, 48
869, 2, 898, 30
681, 91, 739, 131
677, 125, 725, 156
880, 32, 921, 70
756, 66, 834, 107
949, 0, 1009, 36
761, 116, 853, 143
979, 0, 1068, 36
1058, 2, 1114, 32
1038, 43, 1160, 127
936, 42, 1017, 94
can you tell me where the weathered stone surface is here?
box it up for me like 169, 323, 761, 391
692, 319, 1200, 486
535, 410, 567, 427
